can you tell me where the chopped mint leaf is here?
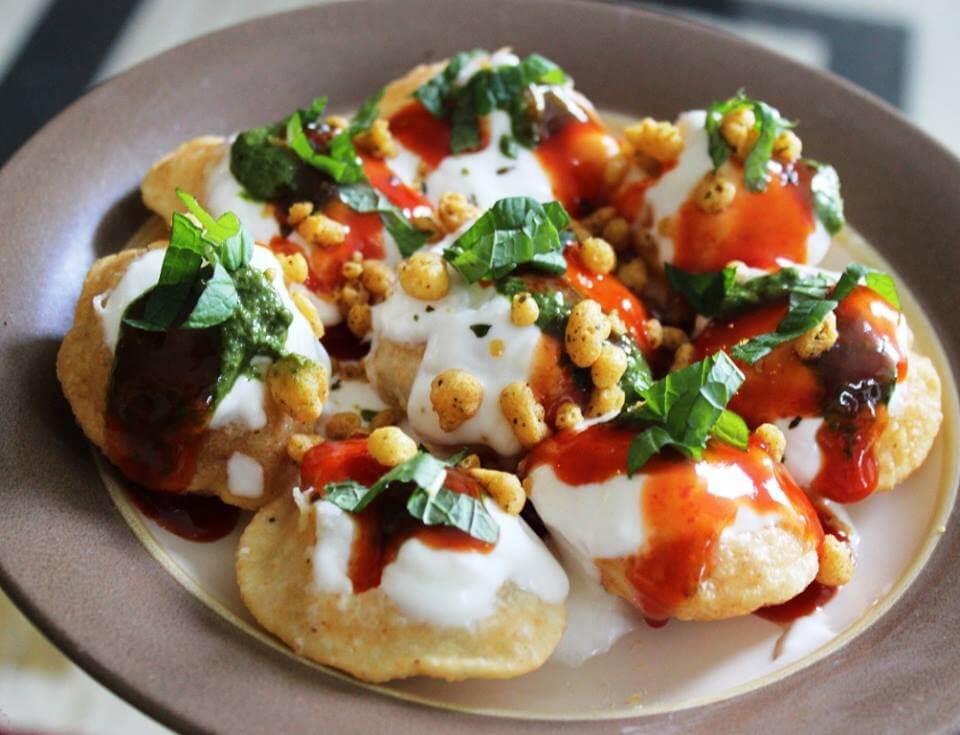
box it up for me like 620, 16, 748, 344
666, 264, 832, 318
469, 323, 492, 337
728, 262, 900, 364
182, 263, 239, 329
621, 351, 747, 474
805, 159, 845, 235
705, 91, 795, 192
338, 182, 427, 257
321, 448, 499, 543
500, 134, 518, 159
444, 197, 570, 282
407, 486, 499, 543
323, 450, 449, 513
416, 51, 568, 153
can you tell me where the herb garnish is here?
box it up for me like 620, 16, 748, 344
123, 190, 296, 402
322, 450, 498, 542
806, 158, 845, 235
668, 262, 900, 365
705, 90, 795, 193
231, 92, 426, 255
443, 197, 570, 283
124, 190, 254, 333
415, 51, 567, 153
496, 277, 653, 403
620, 351, 749, 474
704, 91, 846, 232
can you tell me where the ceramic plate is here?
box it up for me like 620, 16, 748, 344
1, 1, 958, 732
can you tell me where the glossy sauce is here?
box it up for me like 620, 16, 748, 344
105, 295, 220, 492
564, 250, 650, 348
694, 285, 907, 502
301, 439, 492, 593
525, 425, 822, 620
361, 154, 432, 211
673, 162, 816, 272
535, 118, 620, 217
755, 580, 837, 624
388, 101, 456, 169
321, 320, 370, 361
528, 335, 588, 424
126, 483, 239, 542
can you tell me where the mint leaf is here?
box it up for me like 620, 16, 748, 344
729, 262, 900, 364
416, 51, 568, 153
338, 182, 427, 257
286, 109, 349, 182
406, 486, 499, 543
323, 450, 449, 513
732, 293, 838, 364
500, 134, 518, 159
444, 197, 570, 282
666, 264, 832, 318
621, 351, 747, 474
182, 263, 239, 328
322, 480, 369, 509
415, 50, 483, 116
806, 159, 845, 235
704, 91, 794, 192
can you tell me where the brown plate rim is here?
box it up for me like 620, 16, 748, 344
1, 1, 959, 733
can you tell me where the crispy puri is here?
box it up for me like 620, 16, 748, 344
595, 526, 819, 621
877, 347, 942, 491
56, 248, 307, 509
237, 492, 566, 682
141, 136, 228, 224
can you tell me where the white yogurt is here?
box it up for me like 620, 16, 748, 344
422, 110, 554, 211
776, 416, 825, 488
226, 452, 264, 498
94, 245, 329, 431
308, 496, 568, 628
371, 274, 541, 455
528, 455, 792, 564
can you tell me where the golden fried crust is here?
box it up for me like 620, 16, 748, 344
56, 249, 307, 509
595, 526, 819, 622
237, 494, 566, 682
378, 61, 447, 118
365, 336, 425, 410
141, 135, 227, 223
876, 348, 942, 491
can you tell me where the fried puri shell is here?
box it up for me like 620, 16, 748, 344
365, 337, 425, 411
595, 526, 819, 621
237, 493, 566, 682
56, 248, 305, 509
141, 135, 228, 225
876, 347, 942, 491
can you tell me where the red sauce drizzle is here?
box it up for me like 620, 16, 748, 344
524, 425, 822, 620
321, 320, 370, 361
563, 249, 650, 349
388, 101, 455, 170
673, 162, 816, 272
361, 154, 431, 211
693, 285, 906, 502
528, 335, 588, 424
755, 580, 837, 624
301, 439, 493, 592
126, 483, 239, 542
535, 118, 620, 217
105, 296, 220, 492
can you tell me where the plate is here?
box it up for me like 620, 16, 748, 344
1, 1, 958, 732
